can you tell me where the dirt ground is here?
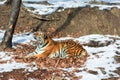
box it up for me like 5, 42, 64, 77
0, 4, 120, 80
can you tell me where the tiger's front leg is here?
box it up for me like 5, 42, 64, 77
24, 51, 50, 60
35, 51, 50, 59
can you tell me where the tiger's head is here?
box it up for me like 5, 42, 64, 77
34, 31, 52, 46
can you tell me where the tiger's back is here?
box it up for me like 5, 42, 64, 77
25, 31, 88, 59
48, 40, 87, 58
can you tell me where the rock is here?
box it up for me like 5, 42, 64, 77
114, 55, 120, 63
87, 70, 98, 75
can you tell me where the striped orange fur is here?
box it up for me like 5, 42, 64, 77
25, 31, 88, 59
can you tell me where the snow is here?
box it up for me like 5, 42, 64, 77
0, 0, 6, 5
12, 32, 35, 44
0, 30, 4, 42
90, 4, 120, 10
22, 0, 120, 14
0, 52, 12, 61
0, 61, 26, 73
1, 0, 120, 14
0, 30, 120, 80
75, 34, 115, 44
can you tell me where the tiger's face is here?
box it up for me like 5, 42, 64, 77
34, 31, 49, 44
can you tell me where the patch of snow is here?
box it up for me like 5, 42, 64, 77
53, 37, 73, 41
12, 32, 35, 44
110, 1, 120, 3
9, 79, 14, 80
96, 0, 120, 3
0, 61, 27, 73
0, 52, 6, 58
0, 0, 6, 5
90, 4, 120, 10
0, 52, 38, 73
75, 34, 114, 45
0, 30, 35, 44
0, 30, 4, 42
0, 52, 14, 62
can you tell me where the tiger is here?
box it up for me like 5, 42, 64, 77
24, 31, 88, 59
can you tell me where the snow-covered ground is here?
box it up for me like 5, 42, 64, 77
0, 30, 120, 80
1, 0, 120, 15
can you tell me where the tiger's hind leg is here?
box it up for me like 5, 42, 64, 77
66, 49, 88, 58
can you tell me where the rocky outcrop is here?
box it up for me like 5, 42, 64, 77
41, 6, 120, 37
0, 5, 120, 37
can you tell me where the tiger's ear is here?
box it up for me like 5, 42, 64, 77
34, 32, 39, 36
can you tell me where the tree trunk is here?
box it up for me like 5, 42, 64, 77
0, 0, 21, 50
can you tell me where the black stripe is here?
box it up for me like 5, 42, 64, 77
42, 41, 49, 47
35, 51, 38, 54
